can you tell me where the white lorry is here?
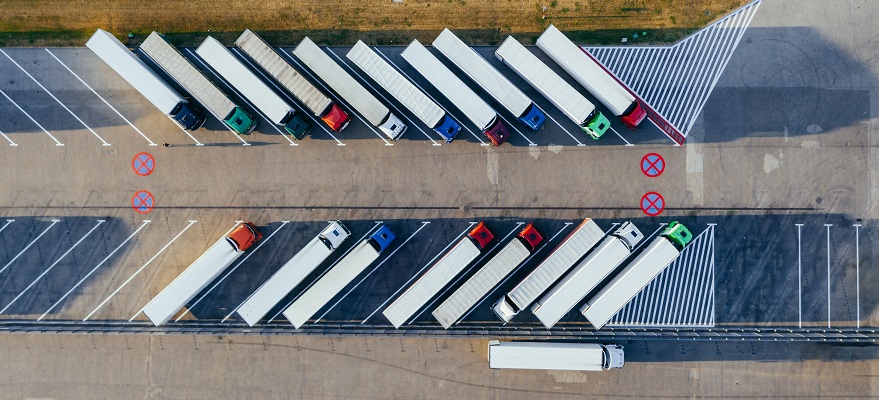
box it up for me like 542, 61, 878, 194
140, 32, 257, 135
400, 40, 511, 146
494, 36, 611, 139
580, 222, 693, 330
141, 223, 262, 326
195, 36, 312, 139
86, 29, 205, 130
431, 223, 543, 329
234, 29, 351, 132
282, 225, 396, 328
531, 222, 642, 329
492, 219, 604, 322
292, 37, 406, 140
536, 25, 647, 130
432, 29, 546, 131
488, 340, 624, 371
345, 40, 462, 142
236, 221, 351, 326
382, 222, 494, 328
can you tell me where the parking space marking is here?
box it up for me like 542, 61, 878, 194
267, 222, 382, 323
0, 49, 111, 146
0, 88, 64, 146
0, 220, 13, 235
374, 49, 488, 146
84, 220, 197, 321
796, 223, 803, 328
854, 224, 861, 328
177, 221, 289, 322
38, 220, 151, 321
316, 221, 430, 324
362, 221, 476, 324
825, 223, 832, 328
608, 126, 633, 146
327, 49, 441, 146
0, 219, 60, 276
0, 128, 17, 147
543, 111, 584, 146
45, 49, 157, 146
407, 223, 523, 325
282, 49, 388, 146
0, 220, 105, 314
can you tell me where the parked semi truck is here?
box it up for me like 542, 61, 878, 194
531, 222, 642, 329
492, 219, 604, 322
292, 37, 406, 140
488, 341, 624, 371
237, 221, 351, 326
580, 222, 693, 330
283, 225, 396, 328
195, 36, 312, 139
234, 29, 351, 132
140, 32, 256, 135
432, 29, 545, 131
86, 29, 205, 130
383, 222, 494, 328
536, 25, 647, 130
432, 223, 543, 329
494, 36, 611, 139
401, 40, 511, 146
345, 40, 461, 142
141, 223, 262, 326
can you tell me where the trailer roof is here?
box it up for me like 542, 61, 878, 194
489, 342, 605, 371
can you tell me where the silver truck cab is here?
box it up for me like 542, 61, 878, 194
613, 222, 643, 251
378, 113, 407, 140
319, 221, 351, 250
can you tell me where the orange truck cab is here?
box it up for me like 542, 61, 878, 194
226, 222, 263, 252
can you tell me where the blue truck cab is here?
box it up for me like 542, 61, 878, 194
172, 101, 206, 131
518, 103, 546, 131
368, 225, 396, 253
434, 114, 462, 143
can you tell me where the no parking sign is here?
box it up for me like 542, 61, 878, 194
640, 192, 664, 216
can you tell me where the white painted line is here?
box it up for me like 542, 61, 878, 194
854, 223, 861, 328
825, 223, 832, 328
652, 33, 698, 113
0, 220, 13, 235
84, 220, 197, 321
607, 125, 634, 146
361, 221, 477, 324
0, 49, 110, 146
496, 112, 536, 146
0, 220, 105, 314
0, 128, 17, 146
374, 48, 487, 145
796, 223, 803, 328
0, 87, 64, 146
543, 111, 584, 146
0, 219, 60, 276
664, 21, 722, 125
266, 222, 382, 323
39, 220, 150, 320
176, 221, 290, 322
315, 221, 430, 324
45, 49, 157, 146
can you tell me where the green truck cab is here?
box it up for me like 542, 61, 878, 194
662, 222, 693, 250
224, 107, 257, 135
282, 112, 313, 140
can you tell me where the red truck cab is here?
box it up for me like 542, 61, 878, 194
467, 222, 495, 249
225, 222, 263, 252
484, 118, 511, 146
517, 223, 544, 251
620, 101, 647, 130
321, 104, 351, 132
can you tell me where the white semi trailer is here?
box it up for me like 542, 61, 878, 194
488, 341, 624, 371
432, 29, 546, 131
292, 37, 406, 140
531, 222, 642, 329
580, 222, 693, 330
494, 36, 611, 139
382, 222, 494, 328
431, 223, 543, 329
492, 219, 604, 322
140, 32, 256, 135
236, 221, 351, 326
86, 29, 205, 130
345, 40, 462, 142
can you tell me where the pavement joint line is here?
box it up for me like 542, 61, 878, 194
362, 221, 476, 324
328, 48, 440, 145
825, 224, 832, 328
84, 220, 197, 321
407, 223, 523, 326
796, 223, 803, 328
39, 220, 151, 321
177, 221, 290, 322
315, 221, 430, 324
0, 220, 60, 276
0, 49, 110, 146
374, 48, 486, 145
45, 48, 157, 146
542, 109, 584, 146
0, 128, 18, 146
0, 220, 105, 314
268, 222, 382, 323
855, 224, 861, 328
0, 87, 64, 146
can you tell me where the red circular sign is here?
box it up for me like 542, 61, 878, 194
640, 192, 665, 216
641, 153, 664, 178
132, 152, 155, 176
132, 190, 155, 214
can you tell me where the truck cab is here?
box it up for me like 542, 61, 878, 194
518, 104, 546, 131
602, 344, 625, 369
321, 104, 351, 132
225, 222, 263, 252
368, 225, 397, 253
434, 115, 462, 143
583, 111, 611, 139
379, 113, 407, 140
319, 221, 352, 250
612, 222, 643, 251
620, 100, 647, 130
172, 102, 207, 131
281, 111, 313, 140
484, 117, 511, 146
467, 222, 495, 250
224, 107, 257, 135
517, 223, 543, 251
491, 296, 518, 323
662, 222, 693, 249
